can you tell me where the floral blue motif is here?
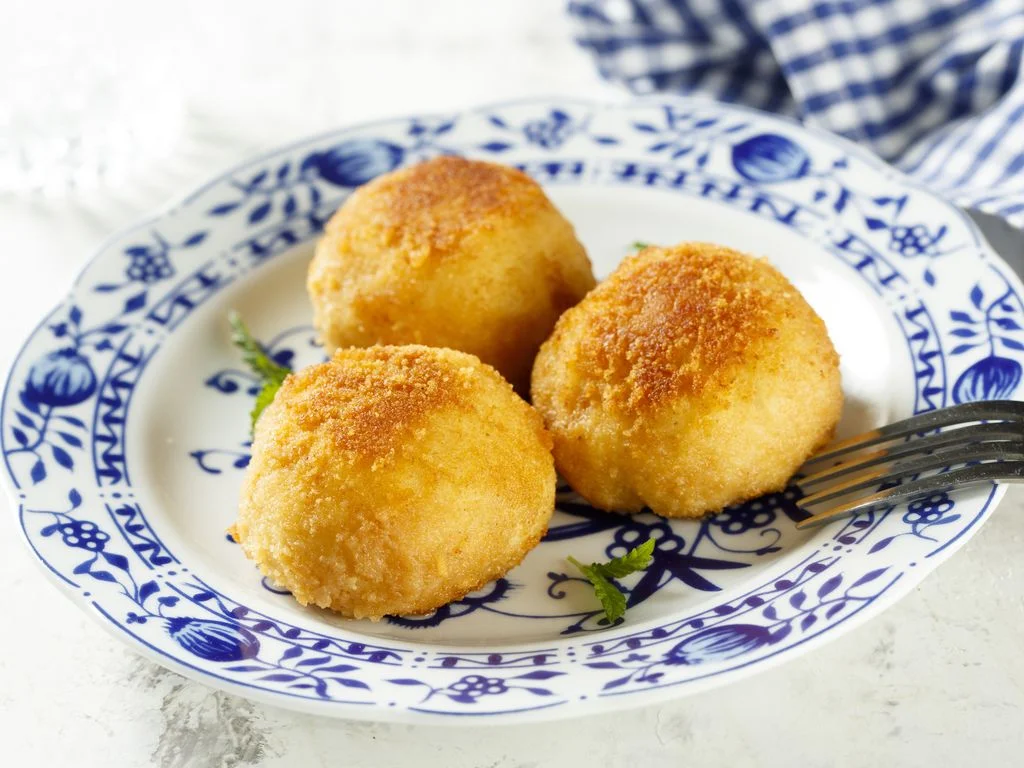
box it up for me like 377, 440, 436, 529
5, 252, 220, 486
888, 224, 944, 259
523, 110, 575, 149
482, 108, 619, 153
301, 139, 404, 187
125, 247, 173, 283
726, 133, 960, 286
166, 618, 261, 662
950, 270, 1024, 402
731, 133, 811, 183
5, 307, 114, 483
3, 98, 1020, 718
904, 493, 956, 526
445, 674, 507, 701
631, 106, 747, 166
853, 195, 961, 286
584, 562, 895, 689
664, 624, 774, 665
205, 122, 458, 234
209, 160, 326, 225
25, 490, 381, 697
387, 670, 564, 706
92, 230, 209, 308
955, 356, 1023, 402
190, 444, 252, 475
866, 492, 960, 554
52, 517, 109, 551
24, 348, 97, 408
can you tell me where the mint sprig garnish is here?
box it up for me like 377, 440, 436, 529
229, 311, 292, 432
568, 538, 655, 624
632, 241, 650, 250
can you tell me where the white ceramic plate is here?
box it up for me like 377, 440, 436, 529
4, 97, 1022, 723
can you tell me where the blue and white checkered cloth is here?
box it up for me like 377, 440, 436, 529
569, 0, 1024, 227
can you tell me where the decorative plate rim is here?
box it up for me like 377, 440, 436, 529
3, 95, 1020, 724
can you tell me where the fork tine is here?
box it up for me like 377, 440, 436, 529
798, 443, 1024, 507
805, 400, 1024, 466
795, 461, 1024, 529
799, 421, 1021, 487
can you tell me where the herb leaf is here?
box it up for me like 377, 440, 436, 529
593, 538, 655, 578
632, 241, 650, 250
568, 539, 655, 623
577, 563, 627, 623
251, 380, 283, 430
229, 312, 291, 386
229, 311, 292, 431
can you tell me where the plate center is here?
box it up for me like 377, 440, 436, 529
128, 182, 913, 645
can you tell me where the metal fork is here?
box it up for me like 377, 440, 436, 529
794, 400, 1024, 528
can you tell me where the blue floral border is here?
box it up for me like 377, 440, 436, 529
2, 97, 1021, 720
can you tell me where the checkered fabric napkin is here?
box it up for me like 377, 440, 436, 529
569, 0, 1024, 226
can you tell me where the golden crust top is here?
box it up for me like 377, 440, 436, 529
268, 345, 484, 464
234, 342, 556, 618
326, 156, 553, 260
545, 242, 817, 413
530, 241, 842, 518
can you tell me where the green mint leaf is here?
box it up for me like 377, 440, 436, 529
251, 379, 282, 432
568, 539, 654, 624
568, 556, 627, 623
589, 567, 627, 623
591, 538, 655, 580
632, 241, 650, 250
229, 311, 290, 386
229, 312, 292, 433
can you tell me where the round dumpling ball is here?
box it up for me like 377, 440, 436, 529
531, 242, 842, 519
231, 345, 555, 619
307, 156, 596, 393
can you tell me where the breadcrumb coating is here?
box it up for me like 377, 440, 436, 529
308, 156, 596, 393
531, 242, 843, 518
232, 345, 555, 619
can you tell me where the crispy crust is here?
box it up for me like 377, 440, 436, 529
233, 345, 556, 619
307, 157, 596, 393
531, 242, 843, 518
326, 156, 552, 260
282, 346, 463, 464
554, 243, 801, 414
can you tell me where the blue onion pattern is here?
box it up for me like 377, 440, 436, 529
57, 520, 109, 552
731, 134, 810, 183
889, 225, 940, 258
953, 356, 1022, 403
710, 498, 776, 535
24, 348, 97, 407
664, 624, 773, 665
949, 277, 1024, 403
302, 139, 404, 187
523, 110, 574, 149
904, 493, 955, 525
11, 101, 1019, 713
448, 675, 507, 700
483, 108, 617, 153
165, 618, 261, 662
125, 248, 174, 283
607, 519, 682, 559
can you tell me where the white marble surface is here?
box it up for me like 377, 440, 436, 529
1, 2, 1022, 766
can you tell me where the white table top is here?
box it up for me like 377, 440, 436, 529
2, 2, 1022, 765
